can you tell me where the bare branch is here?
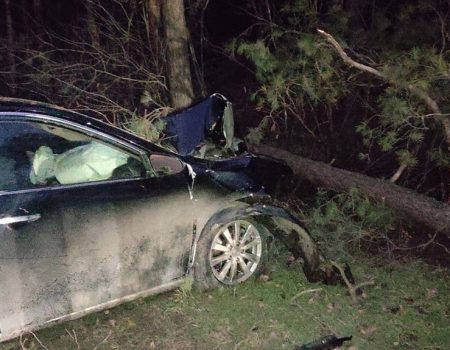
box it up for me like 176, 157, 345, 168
316, 29, 384, 79
390, 164, 407, 183
1, 0, 169, 127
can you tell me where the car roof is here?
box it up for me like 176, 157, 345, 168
0, 97, 169, 154
0, 97, 104, 123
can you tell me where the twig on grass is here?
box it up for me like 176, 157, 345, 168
330, 261, 375, 303
233, 323, 259, 350
93, 329, 113, 350
290, 288, 323, 303
31, 332, 49, 350
19, 332, 50, 350
19, 333, 28, 350
65, 328, 80, 350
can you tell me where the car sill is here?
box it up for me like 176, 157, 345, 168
0, 278, 185, 343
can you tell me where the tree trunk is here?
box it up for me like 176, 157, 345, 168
86, 0, 100, 48
32, 0, 42, 22
161, 0, 194, 109
4, 0, 16, 94
146, 0, 161, 52
32, 0, 44, 49
248, 144, 450, 237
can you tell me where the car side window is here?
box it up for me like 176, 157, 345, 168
0, 121, 146, 191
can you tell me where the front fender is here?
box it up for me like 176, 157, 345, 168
196, 195, 324, 283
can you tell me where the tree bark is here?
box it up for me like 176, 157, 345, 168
4, 0, 16, 94
146, 0, 161, 50
32, 0, 44, 49
144, 0, 165, 73
32, 0, 42, 22
248, 144, 450, 237
162, 0, 194, 109
86, 0, 100, 48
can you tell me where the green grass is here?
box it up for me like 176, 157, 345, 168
1, 252, 449, 349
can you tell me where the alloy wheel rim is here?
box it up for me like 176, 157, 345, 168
209, 220, 262, 285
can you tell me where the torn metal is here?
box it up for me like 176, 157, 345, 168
186, 163, 197, 200
0, 96, 327, 342
163, 93, 239, 158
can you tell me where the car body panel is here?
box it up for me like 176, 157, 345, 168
0, 98, 292, 342
0, 176, 234, 341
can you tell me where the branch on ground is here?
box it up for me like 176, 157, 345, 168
330, 261, 375, 303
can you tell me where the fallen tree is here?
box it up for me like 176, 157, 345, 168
248, 144, 450, 237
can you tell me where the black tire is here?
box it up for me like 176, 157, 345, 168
194, 213, 270, 289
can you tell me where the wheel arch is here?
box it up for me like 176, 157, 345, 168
192, 195, 325, 283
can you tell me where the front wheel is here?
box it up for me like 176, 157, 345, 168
194, 217, 269, 288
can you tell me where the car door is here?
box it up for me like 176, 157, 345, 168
0, 116, 195, 341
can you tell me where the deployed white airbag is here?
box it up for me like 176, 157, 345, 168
30, 142, 129, 185
30, 146, 56, 185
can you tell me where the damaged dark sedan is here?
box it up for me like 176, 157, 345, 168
0, 95, 319, 342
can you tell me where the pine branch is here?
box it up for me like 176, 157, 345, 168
317, 29, 450, 149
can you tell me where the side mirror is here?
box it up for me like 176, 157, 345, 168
149, 154, 185, 176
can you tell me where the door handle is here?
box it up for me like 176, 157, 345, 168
0, 214, 41, 225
